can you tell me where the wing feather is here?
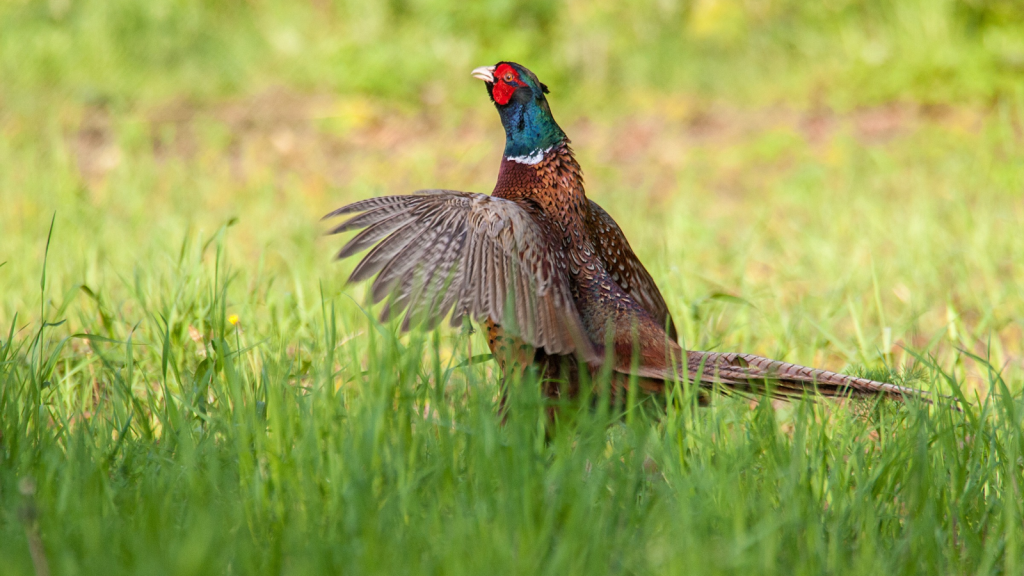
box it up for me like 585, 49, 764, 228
586, 199, 678, 340
326, 191, 597, 360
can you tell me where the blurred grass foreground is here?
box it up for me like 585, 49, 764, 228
2, 0, 1024, 574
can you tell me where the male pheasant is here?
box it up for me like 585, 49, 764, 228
324, 61, 928, 409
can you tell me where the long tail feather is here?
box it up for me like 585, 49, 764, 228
632, 351, 937, 402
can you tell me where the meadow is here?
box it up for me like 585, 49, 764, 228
2, 0, 1024, 574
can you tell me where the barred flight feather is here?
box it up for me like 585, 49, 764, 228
325, 190, 598, 360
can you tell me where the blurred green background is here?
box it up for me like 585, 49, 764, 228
2, 1, 1024, 574
4, 0, 1024, 109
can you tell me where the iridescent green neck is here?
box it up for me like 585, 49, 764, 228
498, 97, 567, 161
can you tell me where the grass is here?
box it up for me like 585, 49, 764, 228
3, 0, 1024, 574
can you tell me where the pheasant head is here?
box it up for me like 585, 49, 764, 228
472, 62, 567, 163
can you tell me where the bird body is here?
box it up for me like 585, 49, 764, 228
486, 143, 677, 397
325, 61, 930, 410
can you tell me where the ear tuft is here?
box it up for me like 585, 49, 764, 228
540, 83, 549, 94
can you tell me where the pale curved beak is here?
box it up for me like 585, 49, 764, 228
471, 65, 495, 83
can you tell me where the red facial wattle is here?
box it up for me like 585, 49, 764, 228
491, 63, 526, 105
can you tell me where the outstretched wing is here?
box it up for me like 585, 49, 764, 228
586, 200, 678, 340
324, 190, 597, 360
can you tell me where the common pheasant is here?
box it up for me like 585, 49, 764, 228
324, 61, 929, 411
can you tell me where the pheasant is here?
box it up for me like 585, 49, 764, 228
324, 61, 929, 411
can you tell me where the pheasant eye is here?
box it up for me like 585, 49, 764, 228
503, 72, 515, 82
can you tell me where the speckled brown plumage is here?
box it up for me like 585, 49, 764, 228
325, 61, 935, 413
